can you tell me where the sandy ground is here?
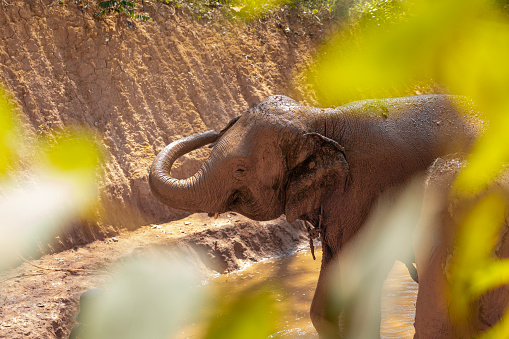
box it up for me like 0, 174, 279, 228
0, 213, 309, 338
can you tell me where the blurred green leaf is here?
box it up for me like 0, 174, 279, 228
454, 122, 509, 194
82, 255, 207, 339
309, 0, 485, 105
205, 284, 280, 339
229, 0, 287, 20
471, 260, 509, 298
350, 0, 408, 30
0, 90, 17, 177
449, 193, 507, 319
479, 307, 509, 339
447, 19, 509, 194
44, 129, 103, 173
0, 82, 106, 271
309, 0, 509, 195
332, 179, 426, 338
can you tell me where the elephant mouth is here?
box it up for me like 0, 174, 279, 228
221, 189, 284, 221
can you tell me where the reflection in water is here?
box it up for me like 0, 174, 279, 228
182, 248, 417, 338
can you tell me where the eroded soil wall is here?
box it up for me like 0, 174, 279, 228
0, 0, 329, 250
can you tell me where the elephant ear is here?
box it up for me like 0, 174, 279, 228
285, 133, 350, 223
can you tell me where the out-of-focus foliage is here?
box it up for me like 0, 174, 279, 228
71, 255, 282, 339
78, 255, 207, 339
309, 0, 509, 195
44, 131, 102, 172
350, 0, 407, 28
331, 180, 427, 338
0, 89, 103, 271
205, 284, 280, 339
94, 0, 153, 21
156, 0, 351, 22
448, 193, 508, 321
0, 91, 18, 177
226, 0, 352, 21
307, 0, 509, 336
227, 0, 288, 20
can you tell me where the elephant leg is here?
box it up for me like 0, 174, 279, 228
310, 243, 342, 338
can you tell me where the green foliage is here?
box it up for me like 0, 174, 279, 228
293, 0, 349, 18
95, 0, 153, 21
448, 193, 507, 317
447, 191, 509, 338
43, 129, 103, 173
0, 91, 18, 177
204, 284, 280, 339
350, 0, 407, 28
0, 88, 104, 272
155, 0, 349, 22
306, 0, 509, 336
80, 255, 206, 339
158, 0, 230, 21
309, 0, 509, 194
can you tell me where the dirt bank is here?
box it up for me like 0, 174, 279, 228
0, 213, 310, 338
0, 0, 333, 251
0, 1, 337, 337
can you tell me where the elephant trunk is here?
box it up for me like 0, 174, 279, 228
149, 130, 219, 213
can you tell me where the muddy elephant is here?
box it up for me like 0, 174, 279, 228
149, 94, 479, 337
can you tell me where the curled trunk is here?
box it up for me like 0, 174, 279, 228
149, 130, 219, 213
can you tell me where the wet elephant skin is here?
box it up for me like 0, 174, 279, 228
149, 94, 480, 338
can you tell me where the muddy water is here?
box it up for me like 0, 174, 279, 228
185, 248, 418, 338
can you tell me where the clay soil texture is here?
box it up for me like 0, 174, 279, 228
0, 0, 338, 337
0, 214, 309, 338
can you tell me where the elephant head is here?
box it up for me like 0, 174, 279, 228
149, 95, 350, 222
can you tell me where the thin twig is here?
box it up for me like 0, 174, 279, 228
17, 254, 112, 275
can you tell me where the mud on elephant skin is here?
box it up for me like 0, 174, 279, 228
149, 94, 481, 337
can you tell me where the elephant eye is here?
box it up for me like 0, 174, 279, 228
234, 166, 247, 179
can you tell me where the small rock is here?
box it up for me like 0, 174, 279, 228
151, 224, 162, 229
180, 230, 185, 233
111, 237, 118, 242
184, 221, 191, 225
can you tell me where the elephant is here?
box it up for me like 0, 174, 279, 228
149, 94, 480, 337
414, 155, 509, 338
